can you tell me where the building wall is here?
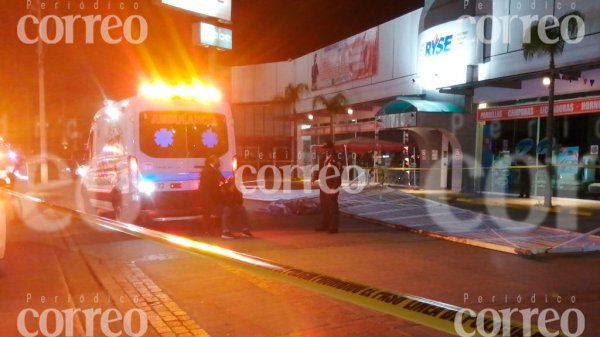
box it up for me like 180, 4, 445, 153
480, 1, 600, 81
229, 1, 600, 194
231, 8, 423, 111
475, 69, 600, 104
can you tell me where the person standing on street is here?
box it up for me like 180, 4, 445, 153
514, 156, 531, 198
313, 141, 342, 233
221, 176, 253, 238
199, 155, 232, 238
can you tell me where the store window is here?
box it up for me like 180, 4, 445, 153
482, 114, 600, 198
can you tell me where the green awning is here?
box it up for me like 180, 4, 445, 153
376, 99, 464, 116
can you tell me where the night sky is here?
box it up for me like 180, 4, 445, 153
0, 0, 422, 153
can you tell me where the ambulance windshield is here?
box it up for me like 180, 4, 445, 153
139, 111, 228, 158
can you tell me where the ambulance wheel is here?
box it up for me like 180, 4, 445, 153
112, 191, 141, 224
136, 213, 152, 227
114, 205, 123, 222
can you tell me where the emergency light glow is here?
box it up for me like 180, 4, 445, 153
76, 165, 89, 177
138, 179, 156, 195
139, 80, 222, 102
232, 156, 238, 171
105, 105, 121, 121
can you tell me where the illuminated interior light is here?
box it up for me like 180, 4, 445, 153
307, 114, 314, 120
478, 103, 488, 109
347, 108, 353, 115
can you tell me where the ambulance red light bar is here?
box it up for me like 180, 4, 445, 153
138, 80, 222, 102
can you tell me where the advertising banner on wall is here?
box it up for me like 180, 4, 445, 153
310, 27, 378, 90
556, 146, 580, 184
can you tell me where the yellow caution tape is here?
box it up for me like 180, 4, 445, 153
357, 164, 600, 172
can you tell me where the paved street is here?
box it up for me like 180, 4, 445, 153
1, 186, 599, 336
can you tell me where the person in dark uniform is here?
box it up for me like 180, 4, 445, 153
313, 141, 342, 233
221, 176, 252, 237
199, 155, 229, 237
514, 156, 531, 198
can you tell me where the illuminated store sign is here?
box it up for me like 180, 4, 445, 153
194, 22, 232, 50
424, 34, 454, 57
417, 18, 480, 90
477, 97, 600, 121
162, 0, 232, 22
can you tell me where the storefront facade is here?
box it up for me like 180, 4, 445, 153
230, 0, 600, 197
474, 81, 600, 198
464, 1, 600, 199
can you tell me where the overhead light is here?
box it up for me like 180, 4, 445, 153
478, 103, 488, 109
347, 108, 353, 115
543, 77, 551, 86
307, 114, 314, 120
300, 124, 311, 130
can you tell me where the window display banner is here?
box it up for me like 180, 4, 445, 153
477, 96, 600, 121
310, 27, 378, 90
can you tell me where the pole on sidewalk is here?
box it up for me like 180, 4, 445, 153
36, 0, 48, 184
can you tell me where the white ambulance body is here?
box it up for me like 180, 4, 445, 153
79, 83, 236, 222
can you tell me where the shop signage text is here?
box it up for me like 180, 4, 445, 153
477, 97, 600, 121
425, 34, 453, 57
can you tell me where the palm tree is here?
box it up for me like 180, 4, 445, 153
312, 93, 347, 143
273, 83, 309, 165
523, 11, 584, 207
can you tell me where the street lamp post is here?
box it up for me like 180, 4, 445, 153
35, 0, 48, 184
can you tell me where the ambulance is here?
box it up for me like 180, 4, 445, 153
78, 80, 237, 223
